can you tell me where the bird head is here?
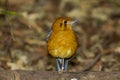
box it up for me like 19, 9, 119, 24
52, 17, 77, 31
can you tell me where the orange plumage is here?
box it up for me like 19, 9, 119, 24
47, 17, 78, 71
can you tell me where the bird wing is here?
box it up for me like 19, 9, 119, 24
46, 29, 52, 41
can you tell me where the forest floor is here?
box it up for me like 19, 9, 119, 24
0, 0, 120, 72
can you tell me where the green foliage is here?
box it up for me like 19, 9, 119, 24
0, 10, 17, 16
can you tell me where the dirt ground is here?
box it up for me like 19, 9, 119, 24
0, 0, 120, 72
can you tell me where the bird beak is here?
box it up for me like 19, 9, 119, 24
71, 19, 78, 25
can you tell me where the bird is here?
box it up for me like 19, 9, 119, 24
47, 16, 78, 71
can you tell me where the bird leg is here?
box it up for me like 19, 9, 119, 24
56, 58, 68, 71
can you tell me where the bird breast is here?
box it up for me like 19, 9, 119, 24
47, 30, 78, 58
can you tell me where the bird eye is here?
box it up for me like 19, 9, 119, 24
63, 20, 67, 24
